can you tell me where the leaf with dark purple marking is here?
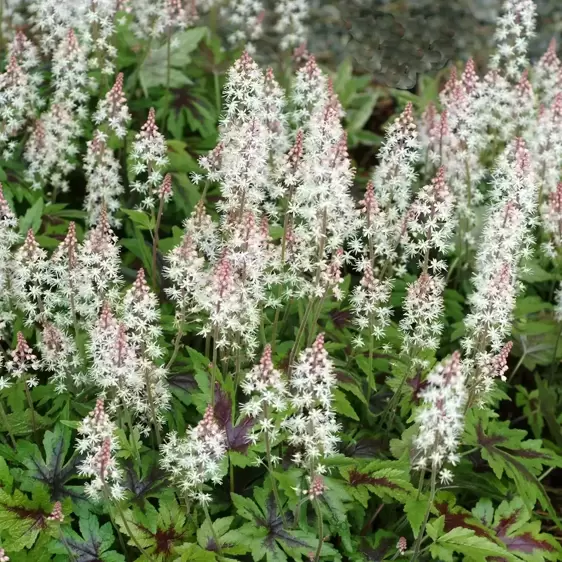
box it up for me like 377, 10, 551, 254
465, 410, 562, 522
213, 386, 255, 454
341, 460, 415, 506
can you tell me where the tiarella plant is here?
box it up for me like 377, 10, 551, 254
0, 1, 561, 561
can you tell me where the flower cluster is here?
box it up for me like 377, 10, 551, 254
77, 399, 124, 501
130, 108, 169, 209
282, 334, 340, 475
241, 344, 288, 445
413, 352, 466, 484
160, 405, 227, 503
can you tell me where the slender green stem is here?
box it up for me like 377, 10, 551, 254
102, 487, 131, 562
211, 326, 219, 406
507, 353, 526, 383
313, 499, 324, 562
460, 446, 479, 457
202, 501, 223, 555
307, 296, 326, 346
151, 196, 165, 291
410, 467, 437, 562
59, 526, 78, 562
166, 324, 184, 370
264, 407, 286, 526
124, 409, 141, 465
416, 468, 426, 500
113, 498, 154, 561
287, 299, 315, 373
214, 72, 221, 114
24, 382, 39, 442
166, 29, 172, 89
0, 400, 16, 448
548, 324, 562, 384
539, 466, 555, 482
366, 333, 375, 403
143, 362, 162, 447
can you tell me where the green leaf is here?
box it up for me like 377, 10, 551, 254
430, 527, 512, 562
122, 208, 154, 230
405, 498, 428, 538
333, 389, 359, 421
19, 197, 43, 234
519, 260, 554, 283
138, 28, 207, 93
347, 92, 379, 132
465, 410, 562, 525
342, 460, 415, 506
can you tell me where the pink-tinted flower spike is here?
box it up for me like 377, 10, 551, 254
306, 475, 327, 500
95, 437, 112, 481
59, 221, 78, 266
142, 108, 158, 138
462, 58, 478, 93
516, 70, 533, 98
397, 537, 407, 555
21, 229, 41, 262
98, 301, 116, 330
396, 102, 417, 137
0, 183, 15, 221
109, 73, 124, 102
259, 344, 274, 375
12, 332, 38, 372
0, 547, 8, 561
158, 173, 173, 201
540, 37, 559, 68
549, 182, 562, 214
441, 66, 459, 98
491, 341, 512, 381
65, 29, 80, 55
199, 404, 221, 438
91, 398, 106, 425
235, 51, 257, 74
289, 130, 304, 167
47, 501, 64, 522
132, 268, 150, 300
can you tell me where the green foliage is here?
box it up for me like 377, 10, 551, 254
0, 4, 561, 562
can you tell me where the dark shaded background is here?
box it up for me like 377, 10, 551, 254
301, 0, 562, 89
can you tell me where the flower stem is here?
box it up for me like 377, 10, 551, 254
366, 333, 375, 404
105, 484, 154, 561
288, 299, 315, 373
151, 196, 165, 291
313, 499, 324, 562
24, 382, 39, 442
166, 28, 172, 89
264, 407, 286, 526
410, 467, 437, 562
0, 400, 16, 449
202, 501, 223, 555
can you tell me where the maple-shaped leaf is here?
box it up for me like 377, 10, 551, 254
53, 512, 125, 562
473, 497, 561, 562
341, 459, 416, 507
123, 456, 167, 506
197, 514, 250, 557
464, 409, 562, 521
18, 422, 82, 501
355, 530, 399, 562
435, 493, 494, 541
433, 493, 561, 562
231, 487, 338, 562
114, 493, 193, 560
214, 385, 255, 454
0, 483, 52, 551
427, 523, 512, 562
